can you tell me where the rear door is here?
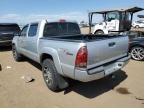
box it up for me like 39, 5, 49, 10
87, 36, 129, 68
25, 23, 39, 61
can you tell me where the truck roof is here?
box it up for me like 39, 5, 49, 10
89, 6, 144, 14
29, 19, 77, 25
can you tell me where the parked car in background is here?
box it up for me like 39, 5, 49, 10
0, 23, 20, 47
12, 20, 130, 91
126, 31, 144, 61
132, 20, 144, 28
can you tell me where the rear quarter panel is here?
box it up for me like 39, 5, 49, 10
39, 39, 84, 79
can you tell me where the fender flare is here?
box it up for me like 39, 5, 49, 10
39, 47, 64, 76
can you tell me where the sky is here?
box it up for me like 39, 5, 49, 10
0, 0, 144, 25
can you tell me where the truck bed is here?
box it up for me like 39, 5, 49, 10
40, 34, 128, 69
41, 34, 125, 42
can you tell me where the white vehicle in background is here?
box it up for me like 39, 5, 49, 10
92, 12, 120, 34
88, 7, 143, 34
132, 20, 144, 28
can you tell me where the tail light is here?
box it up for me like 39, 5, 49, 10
59, 19, 66, 23
75, 46, 87, 68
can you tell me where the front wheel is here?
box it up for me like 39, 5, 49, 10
95, 30, 104, 35
12, 45, 23, 62
130, 46, 144, 61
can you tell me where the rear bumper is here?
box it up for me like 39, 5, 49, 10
75, 54, 131, 82
0, 40, 12, 46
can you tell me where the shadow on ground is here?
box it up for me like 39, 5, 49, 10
64, 70, 127, 98
0, 46, 12, 52
23, 57, 128, 99
24, 57, 42, 70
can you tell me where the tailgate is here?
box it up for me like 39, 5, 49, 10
87, 36, 129, 69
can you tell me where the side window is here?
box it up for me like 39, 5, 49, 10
106, 12, 119, 21
28, 24, 38, 37
21, 25, 28, 36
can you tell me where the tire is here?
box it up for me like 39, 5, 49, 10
42, 59, 68, 91
135, 25, 139, 28
130, 46, 144, 61
95, 30, 104, 35
12, 45, 23, 62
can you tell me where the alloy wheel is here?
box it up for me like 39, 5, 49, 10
131, 47, 144, 61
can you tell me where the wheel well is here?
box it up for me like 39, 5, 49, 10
129, 45, 144, 52
135, 25, 139, 27
40, 54, 53, 63
94, 29, 104, 34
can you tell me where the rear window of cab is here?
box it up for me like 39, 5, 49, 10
43, 22, 80, 37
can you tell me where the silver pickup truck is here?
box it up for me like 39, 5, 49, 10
12, 20, 130, 91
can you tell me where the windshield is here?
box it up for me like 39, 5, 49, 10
43, 22, 81, 37
0, 24, 20, 33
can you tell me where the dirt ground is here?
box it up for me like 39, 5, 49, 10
0, 48, 144, 108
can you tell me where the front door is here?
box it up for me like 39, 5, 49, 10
105, 12, 119, 31
17, 25, 29, 53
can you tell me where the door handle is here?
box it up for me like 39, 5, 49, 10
108, 42, 116, 47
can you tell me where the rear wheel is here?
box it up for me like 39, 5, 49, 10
12, 45, 23, 62
42, 59, 68, 91
131, 46, 144, 61
95, 30, 104, 35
